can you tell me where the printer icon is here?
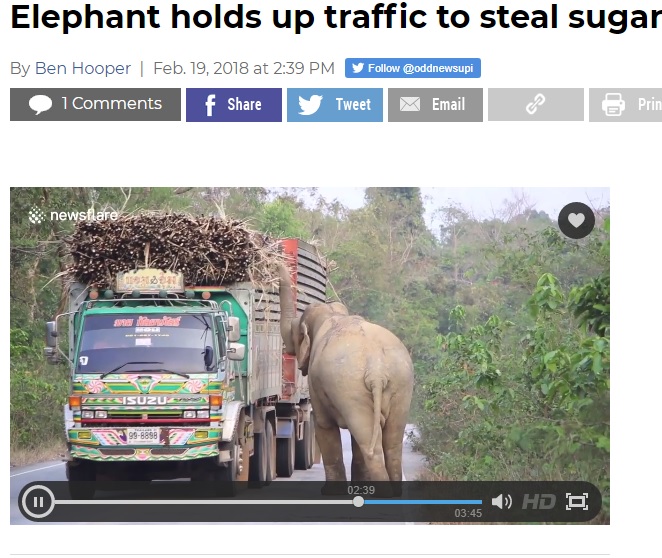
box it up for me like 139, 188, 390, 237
602, 93, 625, 117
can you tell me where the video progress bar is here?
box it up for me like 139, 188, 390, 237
54, 498, 483, 507
22, 485, 482, 520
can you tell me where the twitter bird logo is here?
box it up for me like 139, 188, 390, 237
352, 63, 364, 73
298, 95, 323, 116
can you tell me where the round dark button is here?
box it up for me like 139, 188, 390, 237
558, 202, 595, 239
21, 484, 56, 519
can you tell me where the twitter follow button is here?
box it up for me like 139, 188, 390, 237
346, 58, 481, 78
287, 88, 383, 122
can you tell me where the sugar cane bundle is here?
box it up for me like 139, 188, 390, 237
65, 211, 283, 288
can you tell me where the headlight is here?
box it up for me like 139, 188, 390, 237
95, 410, 108, 419
197, 410, 210, 419
82, 410, 94, 419
183, 410, 196, 419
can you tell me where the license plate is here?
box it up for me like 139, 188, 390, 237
126, 427, 160, 444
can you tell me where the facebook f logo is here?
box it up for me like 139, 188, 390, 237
205, 94, 216, 117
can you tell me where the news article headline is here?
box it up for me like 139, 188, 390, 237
11, 3, 662, 35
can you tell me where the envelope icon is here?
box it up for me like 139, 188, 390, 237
400, 97, 420, 111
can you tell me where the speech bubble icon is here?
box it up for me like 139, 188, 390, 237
29, 94, 53, 115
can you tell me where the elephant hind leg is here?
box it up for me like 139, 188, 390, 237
315, 422, 347, 482
351, 435, 368, 482
382, 416, 407, 482
347, 419, 390, 482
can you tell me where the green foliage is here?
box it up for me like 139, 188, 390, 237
412, 219, 610, 521
257, 198, 307, 238
569, 274, 610, 336
10, 328, 68, 449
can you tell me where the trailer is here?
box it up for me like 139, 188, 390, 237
44, 238, 326, 496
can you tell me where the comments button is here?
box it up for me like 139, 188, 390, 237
10, 88, 181, 121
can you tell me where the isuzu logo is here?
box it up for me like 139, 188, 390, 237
125, 396, 167, 405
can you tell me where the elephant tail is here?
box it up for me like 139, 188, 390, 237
367, 381, 384, 458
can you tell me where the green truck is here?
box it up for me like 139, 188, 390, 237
44, 238, 325, 496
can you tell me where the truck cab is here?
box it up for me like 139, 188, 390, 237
45, 269, 247, 496
45, 238, 325, 498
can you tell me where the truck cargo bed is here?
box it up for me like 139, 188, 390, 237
234, 239, 327, 405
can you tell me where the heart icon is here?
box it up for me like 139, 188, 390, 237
568, 213, 585, 228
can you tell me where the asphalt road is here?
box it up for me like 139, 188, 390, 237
10, 425, 425, 524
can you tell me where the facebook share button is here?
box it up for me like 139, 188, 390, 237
186, 89, 282, 122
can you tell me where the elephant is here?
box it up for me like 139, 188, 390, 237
277, 263, 414, 483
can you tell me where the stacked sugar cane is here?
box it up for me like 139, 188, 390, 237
66, 212, 281, 288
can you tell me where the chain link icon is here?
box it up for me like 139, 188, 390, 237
526, 93, 546, 115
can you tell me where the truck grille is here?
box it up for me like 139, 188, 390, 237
79, 408, 211, 427
107, 411, 183, 420
98, 448, 135, 456
151, 448, 187, 456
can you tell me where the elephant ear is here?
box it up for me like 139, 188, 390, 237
296, 321, 312, 376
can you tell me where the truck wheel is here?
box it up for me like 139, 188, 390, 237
212, 439, 238, 496
265, 419, 275, 483
237, 436, 249, 483
216, 454, 236, 482
214, 408, 250, 493
295, 419, 313, 470
66, 460, 96, 500
276, 425, 295, 478
249, 431, 268, 484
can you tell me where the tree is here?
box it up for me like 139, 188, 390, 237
257, 198, 307, 238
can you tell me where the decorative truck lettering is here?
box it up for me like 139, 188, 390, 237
125, 396, 168, 405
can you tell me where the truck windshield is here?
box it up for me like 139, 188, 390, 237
77, 313, 216, 374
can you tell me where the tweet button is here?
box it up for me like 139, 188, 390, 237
287, 88, 383, 122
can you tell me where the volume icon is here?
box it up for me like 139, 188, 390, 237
492, 494, 512, 509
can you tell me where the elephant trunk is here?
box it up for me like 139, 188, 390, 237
277, 262, 296, 355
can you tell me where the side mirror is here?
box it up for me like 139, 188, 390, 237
227, 316, 241, 342
227, 342, 245, 362
43, 346, 62, 365
46, 321, 58, 348
203, 346, 214, 369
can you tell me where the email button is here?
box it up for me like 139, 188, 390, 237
389, 88, 483, 121
400, 96, 420, 111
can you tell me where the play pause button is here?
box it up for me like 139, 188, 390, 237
20, 485, 56, 519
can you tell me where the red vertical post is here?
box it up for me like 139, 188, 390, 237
280, 239, 298, 398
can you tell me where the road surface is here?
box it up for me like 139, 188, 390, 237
10, 425, 425, 524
